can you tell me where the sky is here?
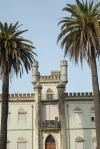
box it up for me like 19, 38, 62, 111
0, 0, 100, 94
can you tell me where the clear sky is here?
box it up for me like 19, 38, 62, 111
0, 0, 100, 94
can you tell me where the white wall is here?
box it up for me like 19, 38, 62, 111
65, 101, 96, 149
0, 102, 35, 149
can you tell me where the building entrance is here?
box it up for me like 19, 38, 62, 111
45, 135, 56, 149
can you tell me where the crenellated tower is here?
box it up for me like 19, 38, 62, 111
60, 60, 68, 83
32, 60, 40, 84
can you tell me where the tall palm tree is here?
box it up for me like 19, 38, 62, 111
0, 22, 36, 149
57, 0, 100, 148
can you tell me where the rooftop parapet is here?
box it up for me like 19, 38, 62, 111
51, 71, 61, 76
65, 92, 93, 97
39, 75, 60, 81
0, 93, 35, 99
39, 70, 61, 81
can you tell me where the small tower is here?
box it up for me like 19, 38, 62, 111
32, 60, 40, 84
60, 60, 68, 83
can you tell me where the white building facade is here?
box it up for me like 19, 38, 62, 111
0, 60, 96, 149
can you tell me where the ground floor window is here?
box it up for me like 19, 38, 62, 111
92, 136, 97, 149
7, 140, 10, 149
17, 137, 26, 149
76, 142, 84, 149
75, 136, 84, 149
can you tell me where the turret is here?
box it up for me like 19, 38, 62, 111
60, 60, 68, 83
32, 61, 40, 84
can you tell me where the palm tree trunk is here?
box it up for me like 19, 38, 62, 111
0, 72, 9, 149
91, 57, 100, 149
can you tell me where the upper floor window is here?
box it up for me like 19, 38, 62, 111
46, 88, 53, 100
18, 107, 27, 123
92, 136, 97, 149
74, 107, 82, 123
17, 137, 27, 149
8, 109, 11, 124
91, 107, 95, 122
75, 136, 84, 149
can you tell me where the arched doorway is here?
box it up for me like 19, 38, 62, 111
45, 135, 56, 149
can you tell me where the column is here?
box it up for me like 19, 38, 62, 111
34, 82, 42, 149
57, 81, 67, 149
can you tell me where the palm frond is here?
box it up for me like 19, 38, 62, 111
57, 0, 100, 66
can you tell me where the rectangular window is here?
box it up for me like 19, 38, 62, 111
7, 143, 9, 149
91, 113, 95, 122
18, 114, 26, 123
74, 113, 82, 123
7, 113, 10, 124
93, 141, 97, 149
17, 143, 26, 149
76, 142, 83, 149
45, 105, 59, 121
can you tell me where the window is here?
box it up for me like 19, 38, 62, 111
7, 109, 11, 124
55, 117, 58, 121
47, 94, 53, 100
91, 107, 95, 122
42, 104, 59, 122
75, 136, 84, 149
46, 88, 53, 100
74, 107, 82, 123
18, 107, 27, 123
17, 137, 26, 149
7, 139, 10, 149
92, 136, 97, 149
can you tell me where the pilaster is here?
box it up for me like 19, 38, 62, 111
34, 82, 42, 149
57, 82, 67, 149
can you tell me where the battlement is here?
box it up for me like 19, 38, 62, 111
65, 92, 93, 97
51, 71, 61, 76
39, 75, 60, 81
0, 93, 35, 99
32, 60, 38, 67
60, 60, 67, 66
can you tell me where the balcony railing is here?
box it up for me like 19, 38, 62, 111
41, 120, 61, 128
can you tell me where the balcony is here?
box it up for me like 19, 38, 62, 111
41, 120, 61, 130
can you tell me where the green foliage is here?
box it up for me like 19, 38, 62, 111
0, 22, 36, 77
57, 0, 100, 66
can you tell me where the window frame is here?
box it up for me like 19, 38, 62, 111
7, 139, 10, 149
74, 107, 82, 123
91, 107, 95, 122
18, 107, 27, 124
75, 136, 84, 149
92, 136, 97, 149
17, 137, 27, 149
7, 109, 11, 124
46, 88, 54, 100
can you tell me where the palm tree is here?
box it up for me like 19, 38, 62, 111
57, 0, 100, 148
0, 22, 36, 149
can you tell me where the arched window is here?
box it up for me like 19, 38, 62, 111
46, 88, 53, 100
18, 107, 27, 123
92, 136, 97, 149
91, 107, 95, 122
45, 135, 56, 149
17, 137, 27, 149
75, 136, 84, 149
74, 107, 82, 123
